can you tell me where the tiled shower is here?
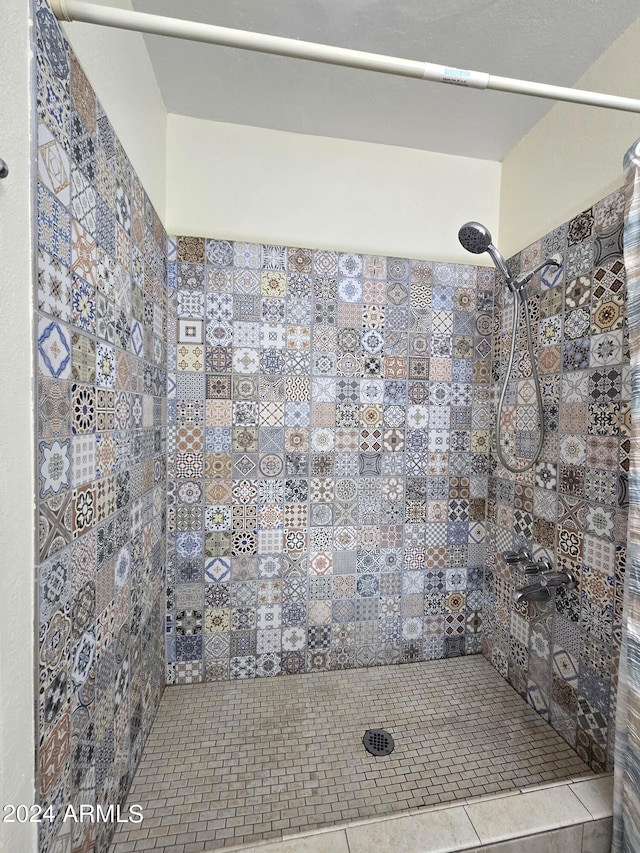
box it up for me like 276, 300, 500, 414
32, 2, 627, 851
165, 236, 493, 684
484, 203, 628, 773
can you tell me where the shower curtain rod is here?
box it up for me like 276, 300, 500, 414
50, 0, 640, 115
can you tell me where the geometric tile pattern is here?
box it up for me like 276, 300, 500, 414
35, 7, 623, 850
483, 190, 628, 773
110, 656, 590, 852
166, 237, 494, 682
35, 5, 166, 851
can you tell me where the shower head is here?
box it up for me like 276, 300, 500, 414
458, 221, 513, 286
458, 221, 493, 254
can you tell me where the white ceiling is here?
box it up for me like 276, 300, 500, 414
131, 0, 640, 161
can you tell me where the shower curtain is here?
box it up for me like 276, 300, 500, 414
613, 137, 640, 852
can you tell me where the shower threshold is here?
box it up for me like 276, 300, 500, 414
109, 656, 591, 852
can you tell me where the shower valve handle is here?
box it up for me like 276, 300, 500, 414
503, 548, 532, 565
523, 557, 554, 576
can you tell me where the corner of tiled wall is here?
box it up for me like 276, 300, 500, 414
35, 2, 167, 849
483, 187, 629, 772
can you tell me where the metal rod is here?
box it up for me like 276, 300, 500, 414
50, 0, 640, 115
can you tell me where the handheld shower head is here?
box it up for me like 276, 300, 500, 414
458, 222, 493, 254
457, 219, 554, 475
458, 221, 512, 285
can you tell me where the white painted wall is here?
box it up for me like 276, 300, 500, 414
0, 2, 36, 852
500, 17, 640, 258
165, 115, 501, 263
52, 2, 640, 261
60, 0, 167, 220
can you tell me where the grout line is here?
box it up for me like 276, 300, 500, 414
344, 826, 352, 853
569, 786, 605, 813
568, 785, 613, 821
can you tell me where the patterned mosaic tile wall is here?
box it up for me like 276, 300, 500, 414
165, 236, 494, 683
482, 189, 629, 773
34, 4, 167, 851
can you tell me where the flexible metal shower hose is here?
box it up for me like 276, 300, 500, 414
496, 292, 544, 474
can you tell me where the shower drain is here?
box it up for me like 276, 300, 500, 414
362, 728, 394, 756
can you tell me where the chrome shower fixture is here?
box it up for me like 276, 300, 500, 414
503, 548, 532, 566
512, 564, 577, 605
457, 222, 513, 287
505, 550, 577, 604
457, 221, 564, 474
457, 222, 562, 299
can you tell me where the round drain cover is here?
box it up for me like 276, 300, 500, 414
363, 728, 394, 756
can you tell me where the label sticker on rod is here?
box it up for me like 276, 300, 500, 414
422, 64, 489, 89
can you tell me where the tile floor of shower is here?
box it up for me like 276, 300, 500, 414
109, 656, 591, 853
